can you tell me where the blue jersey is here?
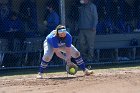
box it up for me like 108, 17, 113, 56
46, 31, 72, 48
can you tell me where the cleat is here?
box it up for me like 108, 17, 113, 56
84, 68, 94, 76
37, 72, 43, 79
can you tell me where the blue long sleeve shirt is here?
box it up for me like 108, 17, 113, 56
4, 18, 22, 32
46, 11, 60, 32
78, 2, 98, 30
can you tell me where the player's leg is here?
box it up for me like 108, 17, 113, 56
37, 41, 54, 78
78, 30, 88, 58
85, 30, 96, 60
71, 45, 93, 75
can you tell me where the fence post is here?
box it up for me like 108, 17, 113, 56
60, 0, 65, 25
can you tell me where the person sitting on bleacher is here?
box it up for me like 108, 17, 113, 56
43, 1, 60, 36
19, 0, 38, 32
114, 17, 132, 33
3, 11, 25, 51
96, 20, 106, 35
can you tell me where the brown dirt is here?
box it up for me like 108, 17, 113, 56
0, 69, 140, 93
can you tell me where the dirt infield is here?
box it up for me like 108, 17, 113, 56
0, 68, 140, 93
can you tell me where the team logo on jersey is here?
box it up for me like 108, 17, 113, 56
58, 41, 65, 47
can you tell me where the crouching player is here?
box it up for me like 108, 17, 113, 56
37, 25, 93, 78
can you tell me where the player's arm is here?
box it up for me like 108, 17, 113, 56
64, 33, 72, 63
65, 47, 71, 63
53, 48, 66, 60
65, 33, 72, 63
52, 37, 66, 60
91, 5, 98, 30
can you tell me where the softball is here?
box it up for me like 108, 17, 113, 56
69, 68, 76, 74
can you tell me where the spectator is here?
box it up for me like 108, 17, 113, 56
96, 20, 106, 34
78, 0, 98, 61
3, 11, 25, 51
124, 0, 135, 22
114, 18, 126, 33
0, 2, 10, 36
117, 0, 126, 19
0, 2, 10, 22
19, 0, 38, 32
43, 1, 60, 36
94, 0, 106, 20
114, 18, 132, 33
97, 17, 114, 34
134, 0, 140, 29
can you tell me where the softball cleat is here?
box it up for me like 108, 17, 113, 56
84, 68, 94, 76
37, 72, 43, 79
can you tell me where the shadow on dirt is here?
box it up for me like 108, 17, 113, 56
47, 75, 84, 80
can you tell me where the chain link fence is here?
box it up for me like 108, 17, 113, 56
0, 0, 140, 69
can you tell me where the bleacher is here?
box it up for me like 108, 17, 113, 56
94, 33, 140, 63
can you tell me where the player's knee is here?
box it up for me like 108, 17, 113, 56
42, 56, 51, 62
75, 51, 80, 58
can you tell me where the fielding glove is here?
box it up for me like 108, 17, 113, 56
66, 62, 78, 75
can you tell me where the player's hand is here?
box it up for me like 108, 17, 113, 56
66, 58, 71, 63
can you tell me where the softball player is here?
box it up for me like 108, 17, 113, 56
37, 25, 93, 78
